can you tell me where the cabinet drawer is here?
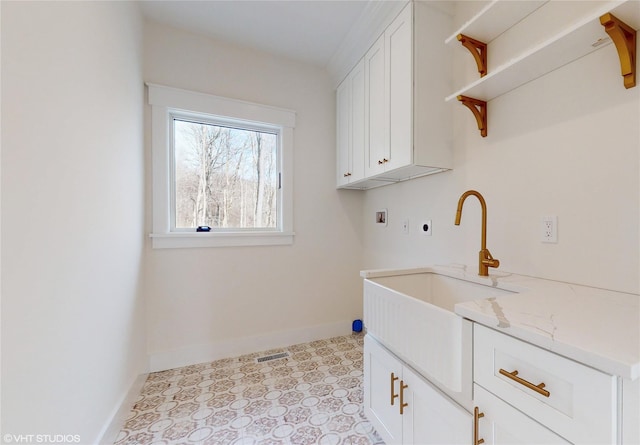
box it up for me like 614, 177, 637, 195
474, 384, 570, 444
474, 324, 616, 444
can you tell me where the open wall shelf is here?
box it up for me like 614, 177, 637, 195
445, 0, 548, 46
445, 0, 639, 103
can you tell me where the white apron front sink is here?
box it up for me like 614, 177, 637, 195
362, 266, 520, 394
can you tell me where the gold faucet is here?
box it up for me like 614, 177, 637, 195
454, 190, 500, 276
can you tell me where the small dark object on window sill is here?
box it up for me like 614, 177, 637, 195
196, 226, 211, 232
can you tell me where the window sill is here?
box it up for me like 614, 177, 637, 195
150, 232, 295, 249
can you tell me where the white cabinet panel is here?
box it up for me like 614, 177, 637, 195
474, 384, 570, 445
622, 377, 640, 445
403, 365, 471, 445
364, 35, 386, 178
336, 77, 350, 187
386, 3, 412, 172
336, 58, 365, 187
474, 324, 617, 444
364, 334, 403, 444
364, 335, 471, 445
350, 59, 365, 182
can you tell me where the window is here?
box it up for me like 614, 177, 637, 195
148, 84, 295, 248
172, 115, 279, 231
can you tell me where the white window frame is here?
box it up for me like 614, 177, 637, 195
147, 83, 295, 249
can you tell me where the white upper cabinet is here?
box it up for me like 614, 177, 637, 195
337, 1, 453, 190
336, 58, 365, 187
385, 4, 412, 174
364, 35, 387, 179
336, 75, 351, 187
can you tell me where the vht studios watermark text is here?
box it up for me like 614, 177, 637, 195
3, 434, 81, 444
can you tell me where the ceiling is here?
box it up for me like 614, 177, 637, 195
139, 0, 373, 68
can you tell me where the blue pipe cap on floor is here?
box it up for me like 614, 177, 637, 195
352, 319, 363, 333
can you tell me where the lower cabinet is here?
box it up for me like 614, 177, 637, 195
474, 324, 617, 444
474, 384, 570, 444
365, 325, 633, 444
364, 335, 471, 445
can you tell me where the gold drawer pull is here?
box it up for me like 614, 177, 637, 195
499, 368, 550, 397
473, 406, 485, 445
399, 380, 408, 415
390, 372, 399, 405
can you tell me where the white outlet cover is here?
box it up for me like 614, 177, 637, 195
541, 216, 558, 243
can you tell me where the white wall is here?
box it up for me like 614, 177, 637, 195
1, 2, 146, 441
363, 2, 639, 295
143, 22, 364, 370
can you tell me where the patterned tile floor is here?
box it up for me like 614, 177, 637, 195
114, 334, 385, 445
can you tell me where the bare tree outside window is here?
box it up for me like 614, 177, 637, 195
173, 119, 278, 230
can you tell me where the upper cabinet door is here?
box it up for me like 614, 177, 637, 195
350, 59, 366, 182
336, 76, 351, 187
364, 34, 386, 178
336, 58, 365, 187
385, 3, 413, 172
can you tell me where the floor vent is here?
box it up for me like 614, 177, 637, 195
255, 352, 289, 363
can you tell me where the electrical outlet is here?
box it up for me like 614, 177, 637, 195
420, 220, 432, 236
402, 219, 410, 235
541, 216, 558, 243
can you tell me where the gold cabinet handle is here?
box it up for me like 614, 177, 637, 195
399, 380, 408, 415
390, 372, 399, 405
499, 368, 550, 398
378, 159, 384, 165
473, 406, 485, 445
343, 172, 351, 177
383, 158, 388, 163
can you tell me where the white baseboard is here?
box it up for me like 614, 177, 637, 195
148, 320, 353, 372
98, 372, 148, 445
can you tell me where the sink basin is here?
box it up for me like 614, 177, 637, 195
363, 268, 517, 394
370, 272, 514, 312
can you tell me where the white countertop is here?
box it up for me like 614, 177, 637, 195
361, 264, 640, 381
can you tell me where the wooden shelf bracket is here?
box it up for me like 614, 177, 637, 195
458, 95, 487, 137
457, 34, 488, 77
600, 12, 637, 89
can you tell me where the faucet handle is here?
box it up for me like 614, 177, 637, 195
484, 257, 500, 268
481, 249, 500, 269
